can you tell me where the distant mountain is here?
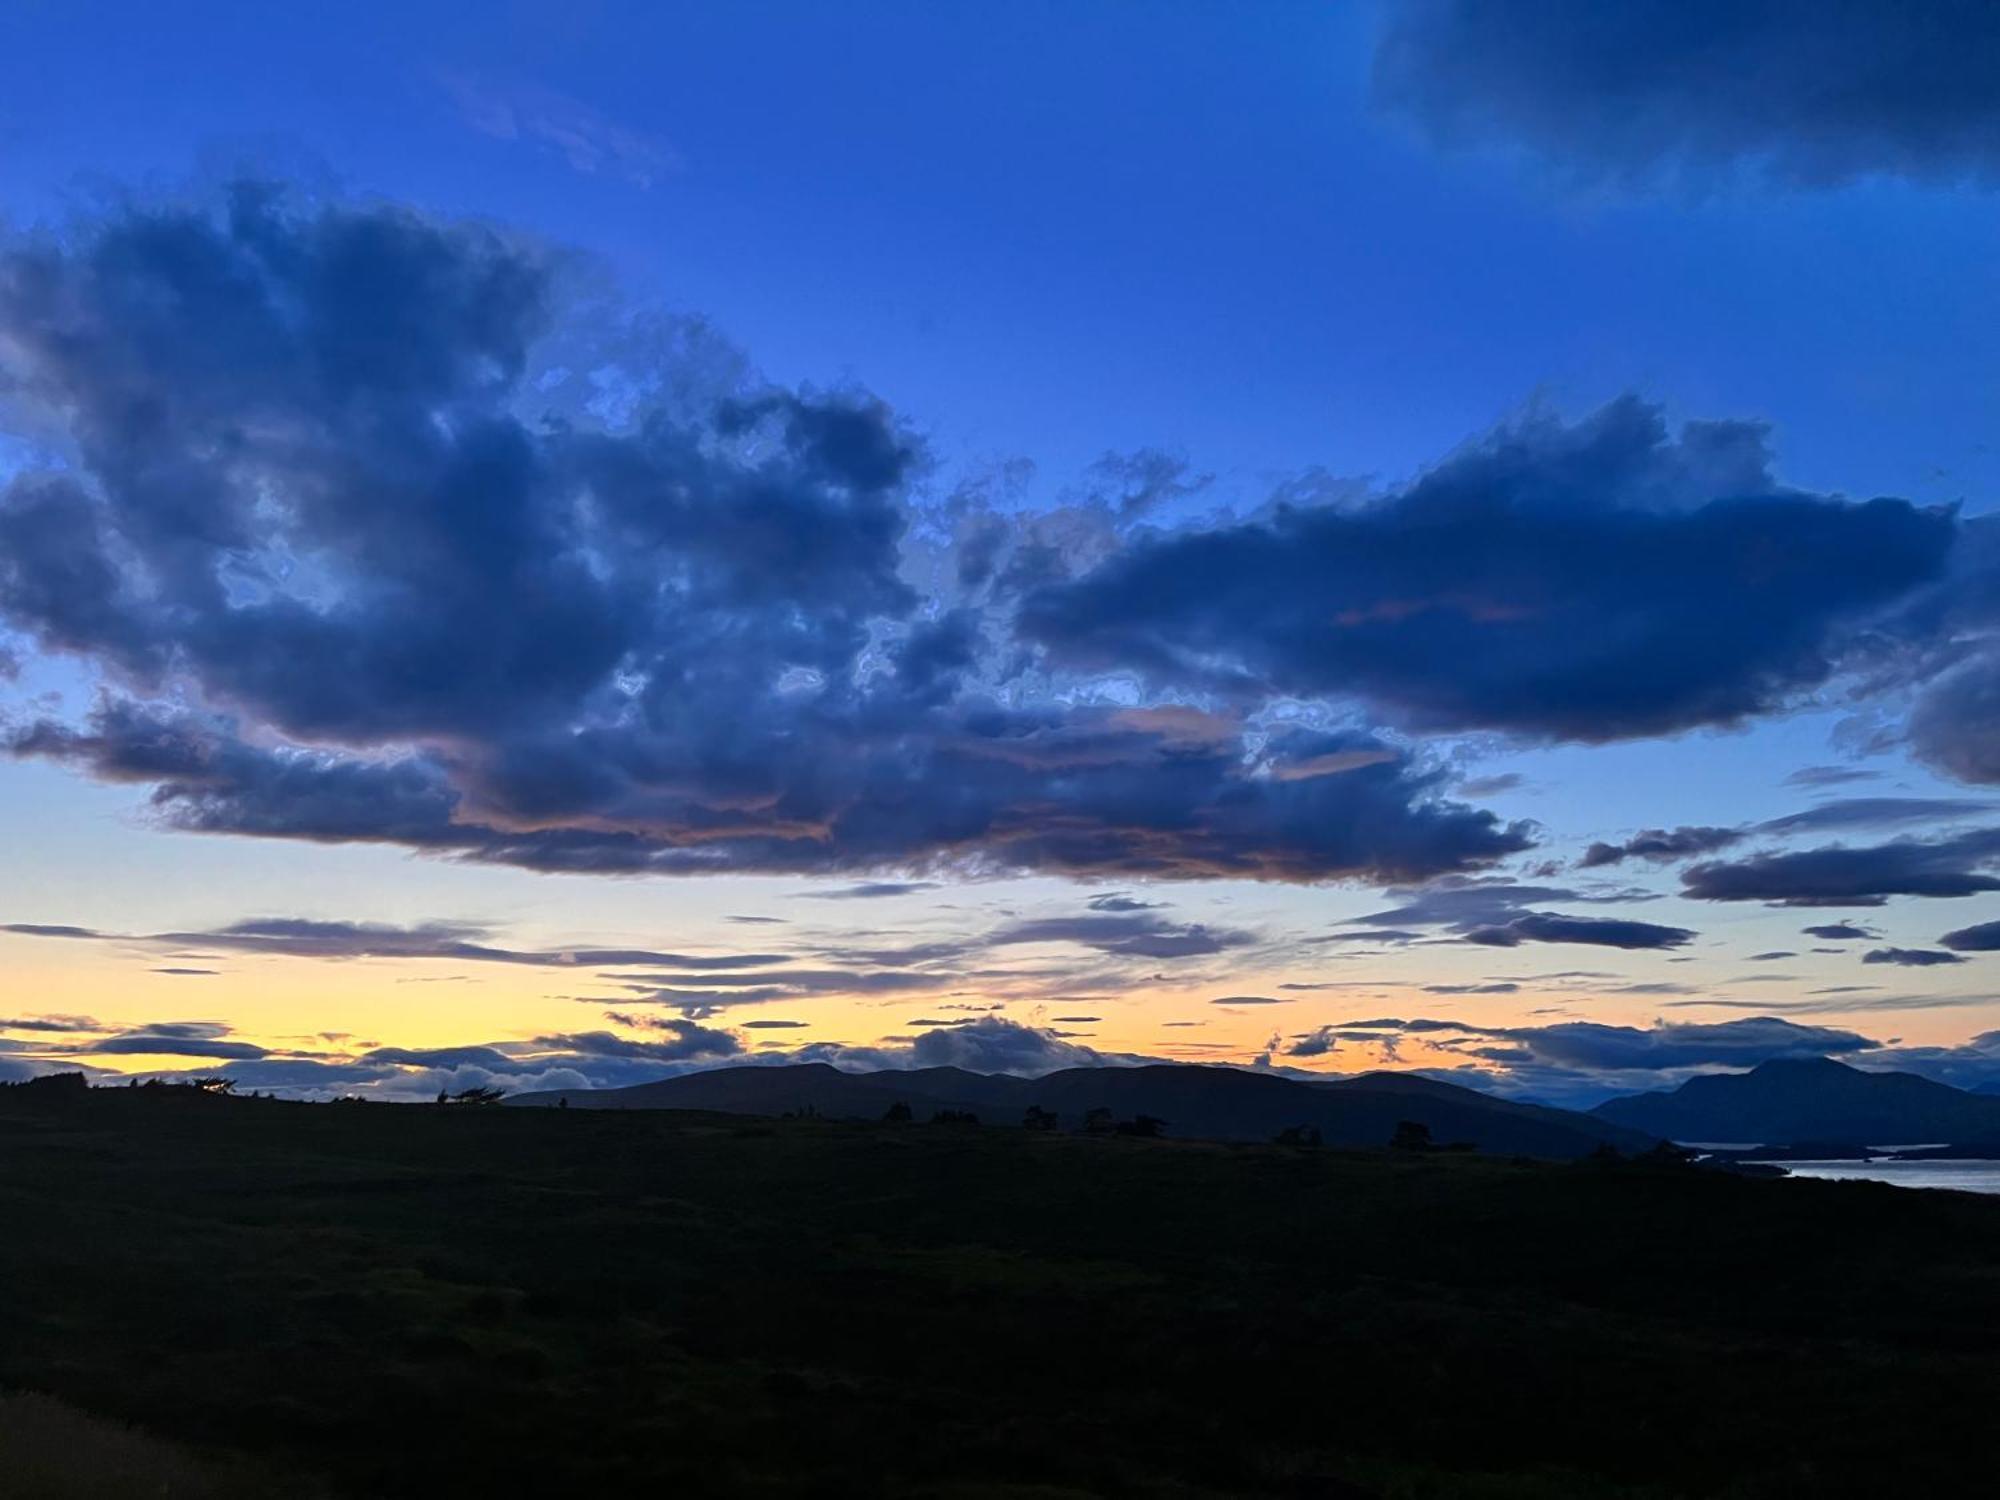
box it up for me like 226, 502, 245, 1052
1592, 1058, 2000, 1146
508, 1061, 1652, 1159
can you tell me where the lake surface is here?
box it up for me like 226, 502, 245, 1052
1758, 1159, 2000, 1195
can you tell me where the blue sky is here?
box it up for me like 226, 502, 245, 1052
1, 1, 1997, 1106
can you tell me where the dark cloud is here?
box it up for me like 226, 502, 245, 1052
1758, 797, 1998, 835
986, 912, 1254, 960
1683, 828, 2000, 905
800, 882, 940, 901
1373, 0, 2000, 190
2, 916, 785, 970
1422, 982, 1520, 994
1352, 879, 1635, 930
1862, 946, 1967, 967
1579, 826, 1743, 868
1286, 1026, 1341, 1059
1910, 654, 2000, 784
0, 185, 1526, 889
1940, 920, 2000, 952
81, 1020, 269, 1060
1747, 951, 1797, 961
524, 1023, 740, 1062
1784, 766, 1882, 789
1021, 399, 1954, 742
1803, 923, 1876, 940
1344, 877, 1693, 951
1463, 913, 1694, 950
1084, 892, 1162, 913
1209, 995, 1287, 1006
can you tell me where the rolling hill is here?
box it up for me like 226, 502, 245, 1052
509, 1061, 1653, 1159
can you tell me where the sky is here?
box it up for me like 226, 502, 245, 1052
1, 0, 1998, 1108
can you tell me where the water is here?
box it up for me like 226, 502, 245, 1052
1755, 1159, 2000, 1195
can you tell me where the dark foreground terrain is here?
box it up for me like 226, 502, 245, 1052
3, 1083, 1999, 1498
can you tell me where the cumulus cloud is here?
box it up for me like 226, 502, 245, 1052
1286, 1026, 1341, 1059
1910, 654, 2000, 784
1373, 0, 2000, 191
904, 1016, 1115, 1074
0, 185, 1529, 889
1345, 1013, 1880, 1107
1863, 1030, 2000, 1091
1020, 398, 1954, 742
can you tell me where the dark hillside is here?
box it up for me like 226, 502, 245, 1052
2, 1081, 1999, 1496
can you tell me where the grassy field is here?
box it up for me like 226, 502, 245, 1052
2, 1084, 1998, 1497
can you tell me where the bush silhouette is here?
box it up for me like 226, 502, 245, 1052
882, 1101, 913, 1123
929, 1108, 979, 1126
1274, 1124, 1322, 1148
1022, 1105, 1059, 1132
1114, 1114, 1165, 1138
1390, 1120, 1433, 1152
1083, 1106, 1114, 1135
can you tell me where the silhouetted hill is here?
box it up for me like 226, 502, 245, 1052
510, 1061, 1652, 1158
1592, 1057, 2000, 1145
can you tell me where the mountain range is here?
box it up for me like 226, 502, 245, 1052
509, 1061, 1655, 1159
1592, 1057, 2000, 1146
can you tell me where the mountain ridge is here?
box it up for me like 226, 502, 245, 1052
508, 1060, 1652, 1159
1591, 1057, 2000, 1145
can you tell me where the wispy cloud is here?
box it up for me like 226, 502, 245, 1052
441, 72, 680, 187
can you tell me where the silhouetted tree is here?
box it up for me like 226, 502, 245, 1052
882, 1101, 913, 1123
1390, 1120, 1433, 1152
190, 1077, 237, 1095
929, 1108, 979, 1125
1083, 1106, 1115, 1135
1115, 1114, 1165, 1138
442, 1085, 507, 1105
1022, 1105, 1058, 1132
1274, 1124, 1322, 1148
